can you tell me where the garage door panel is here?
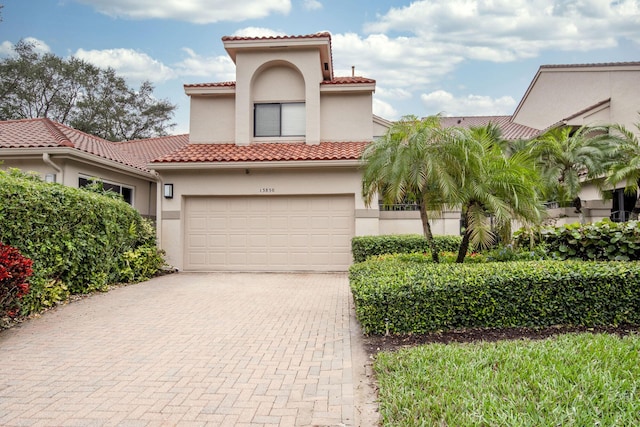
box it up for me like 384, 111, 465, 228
184, 195, 354, 271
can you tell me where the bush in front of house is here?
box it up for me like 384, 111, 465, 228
0, 169, 165, 315
0, 242, 33, 321
514, 219, 640, 261
351, 234, 463, 262
349, 256, 640, 334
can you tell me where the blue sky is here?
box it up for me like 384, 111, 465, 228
2, 0, 639, 134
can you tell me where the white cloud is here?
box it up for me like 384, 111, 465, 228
364, 0, 640, 62
373, 98, 400, 120
0, 37, 51, 56
332, 33, 465, 91
420, 90, 517, 116
302, 0, 322, 11
75, 48, 176, 83
231, 27, 287, 38
175, 48, 236, 81
75, 0, 291, 23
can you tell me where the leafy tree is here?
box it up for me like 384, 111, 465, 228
528, 125, 617, 210
361, 115, 463, 262
0, 40, 176, 141
453, 124, 545, 262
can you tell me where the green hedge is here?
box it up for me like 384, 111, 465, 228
349, 256, 640, 334
514, 219, 640, 261
351, 234, 463, 262
0, 169, 163, 314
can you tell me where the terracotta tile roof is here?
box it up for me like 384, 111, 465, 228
0, 118, 74, 148
186, 77, 376, 88
0, 118, 185, 173
221, 32, 331, 42
152, 141, 369, 163
183, 81, 236, 88
540, 61, 640, 69
439, 115, 541, 140
117, 134, 190, 164
322, 77, 376, 85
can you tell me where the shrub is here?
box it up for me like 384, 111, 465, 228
0, 169, 164, 315
0, 242, 33, 320
351, 234, 463, 262
349, 258, 640, 334
514, 219, 640, 261
116, 244, 166, 283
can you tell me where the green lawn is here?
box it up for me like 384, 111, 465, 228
374, 333, 640, 426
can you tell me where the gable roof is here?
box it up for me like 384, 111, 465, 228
0, 118, 187, 174
439, 115, 541, 140
151, 141, 369, 164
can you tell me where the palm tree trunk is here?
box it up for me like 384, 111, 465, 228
419, 202, 439, 263
456, 229, 471, 263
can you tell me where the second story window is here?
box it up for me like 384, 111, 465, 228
254, 102, 305, 137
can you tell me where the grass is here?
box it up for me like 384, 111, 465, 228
374, 333, 640, 426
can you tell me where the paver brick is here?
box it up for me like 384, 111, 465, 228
0, 273, 364, 426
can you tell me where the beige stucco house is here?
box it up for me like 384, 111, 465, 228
149, 33, 390, 272
439, 62, 640, 227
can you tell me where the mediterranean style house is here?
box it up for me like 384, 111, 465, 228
1, 32, 638, 271
441, 62, 640, 227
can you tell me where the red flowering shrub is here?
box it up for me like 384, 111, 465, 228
0, 242, 33, 319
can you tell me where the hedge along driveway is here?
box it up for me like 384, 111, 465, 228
0, 170, 154, 315
349, 258, 640, 335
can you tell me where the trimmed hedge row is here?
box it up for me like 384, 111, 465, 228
352, 234, 463, 262
0, 169, 164, 315
349, 256, 640, 334
514, 219, 640, 261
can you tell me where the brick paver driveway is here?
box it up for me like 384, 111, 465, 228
0, 273, 375, 426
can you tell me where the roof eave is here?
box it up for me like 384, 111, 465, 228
1, 147, 156, 180
149, 159, 361, 170
184, 86, 236, 96
320, 83, 376, 93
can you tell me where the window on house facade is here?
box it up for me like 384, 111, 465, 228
78, 176, 134, 205
254, 102, 305, 137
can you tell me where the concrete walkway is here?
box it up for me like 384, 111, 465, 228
0, 273, 377, 426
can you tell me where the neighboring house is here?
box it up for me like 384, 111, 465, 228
0, 117, 188, 218
512, 62, 640, 225
150, 32, 385, 272
437, 62, 640, 227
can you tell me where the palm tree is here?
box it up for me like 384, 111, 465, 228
605, 118, 640, 219
529, 125, 618, 210
361, 115, 462, 262
453, 124, 545, 262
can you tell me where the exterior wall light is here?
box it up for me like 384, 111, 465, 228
163, 183, 174, 199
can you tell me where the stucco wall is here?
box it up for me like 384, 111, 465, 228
514, 67, 640, 131
235, 50, 324, 145
189, 96, 235, 143
321, 93, 374, 141
157, 166, 372, 269
252, 65, 305, 101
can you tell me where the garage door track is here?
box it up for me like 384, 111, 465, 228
0, 273, 375, 426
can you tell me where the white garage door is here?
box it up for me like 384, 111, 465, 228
184, 195, 354, 271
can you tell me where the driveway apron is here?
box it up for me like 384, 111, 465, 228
0, 273, 371, 426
